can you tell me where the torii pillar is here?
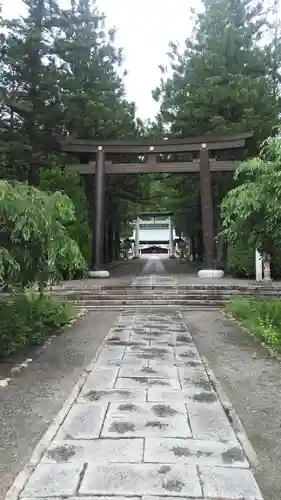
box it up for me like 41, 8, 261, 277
199, 143, 215, 270
88, 146, 110, 278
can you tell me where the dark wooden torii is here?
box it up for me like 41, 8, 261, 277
57, 132, 253, 271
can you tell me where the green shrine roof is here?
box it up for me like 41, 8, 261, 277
139, 212, 173, 217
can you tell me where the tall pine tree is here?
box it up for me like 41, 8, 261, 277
153, 0, 279, 149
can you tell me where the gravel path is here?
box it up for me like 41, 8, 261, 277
0, 311, 117, 498
185, 309, 281, 500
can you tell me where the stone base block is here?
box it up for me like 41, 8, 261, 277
198, 269, 224, 279
88, 270, 110, 278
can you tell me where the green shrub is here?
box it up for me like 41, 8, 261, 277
0, 293, 74, 358
0, 179, 87, 290
40, 166, 91, 267
227, 297, 281, 352
227, 241, 255, 278
226, 240, 281, 279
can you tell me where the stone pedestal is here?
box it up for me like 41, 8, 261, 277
264, 259, 272, 281
88, 270, 110, 278
198, 269, 224, 279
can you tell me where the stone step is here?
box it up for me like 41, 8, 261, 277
73, 298, 227, 307
62, 294, 281, 304
50, 283, 281, 290
50, 286, 281, 295
53, 290, 281, 299
74, 303, 223, 310
75, 295, 228, 303
51, 283, 281, 309
83, 290, 279, 296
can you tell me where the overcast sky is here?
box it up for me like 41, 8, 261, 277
1, 0, 195, 120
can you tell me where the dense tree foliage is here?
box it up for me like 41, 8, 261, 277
146, 0, 281, 265
1, 0, 281, 278
40, 166, 92, 265
154, 0, 279, 141
0, 180, 86, 290
221, 135, 281, 258
0, 0, 144, 269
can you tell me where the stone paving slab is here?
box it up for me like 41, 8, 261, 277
42, 438, 144, 464
149, 327, 175, 334
108, 339, 151, 347
102, 402, 192, 438
123, 352, 176, 362
199, 465, 263, 499
174, 347, 201, 362
176, 360, 205, 369
147, 388, 218, 403
124, 327, 151, 333
109, 325, 134, 331
144, 438, 248, 468
21, 463, 84, 497
187, 402, 238, 443
15, 259, 264, 500
55, 403, 107, 440
126, 345, 175, 355
114, 377, 181, 390
78, 388, 147, 403
142, 497, 218, 500
150, 359, 204, 370
130, 333, 172, 343
163, 324, 188, 332
152, 334, 194, 346
118, 365, 179, 379
97, 346, 126, 362
80, 463, 202, 497
21, 497, 141, 500
177, 369, 212, 390
96, 358, 150, 367
81, 367, 119, 389
107, 330, 131, 341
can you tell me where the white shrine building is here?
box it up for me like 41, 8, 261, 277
132, 212, 176, 257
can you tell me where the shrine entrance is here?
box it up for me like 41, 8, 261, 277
56, 132, 253, 274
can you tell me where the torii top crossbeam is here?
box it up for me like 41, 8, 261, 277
58, 131, 253, 154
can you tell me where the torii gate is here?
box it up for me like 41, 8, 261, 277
56, 132, 253, 275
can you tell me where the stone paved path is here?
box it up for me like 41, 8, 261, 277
131, 258, 176, 287
13, 258, 263, 499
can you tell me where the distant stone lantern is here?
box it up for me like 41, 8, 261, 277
178, 238, 185, 249
177, 238, 186, 260
122, 238, 133, 260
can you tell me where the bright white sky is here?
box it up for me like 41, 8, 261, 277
1, 0, 196, 120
